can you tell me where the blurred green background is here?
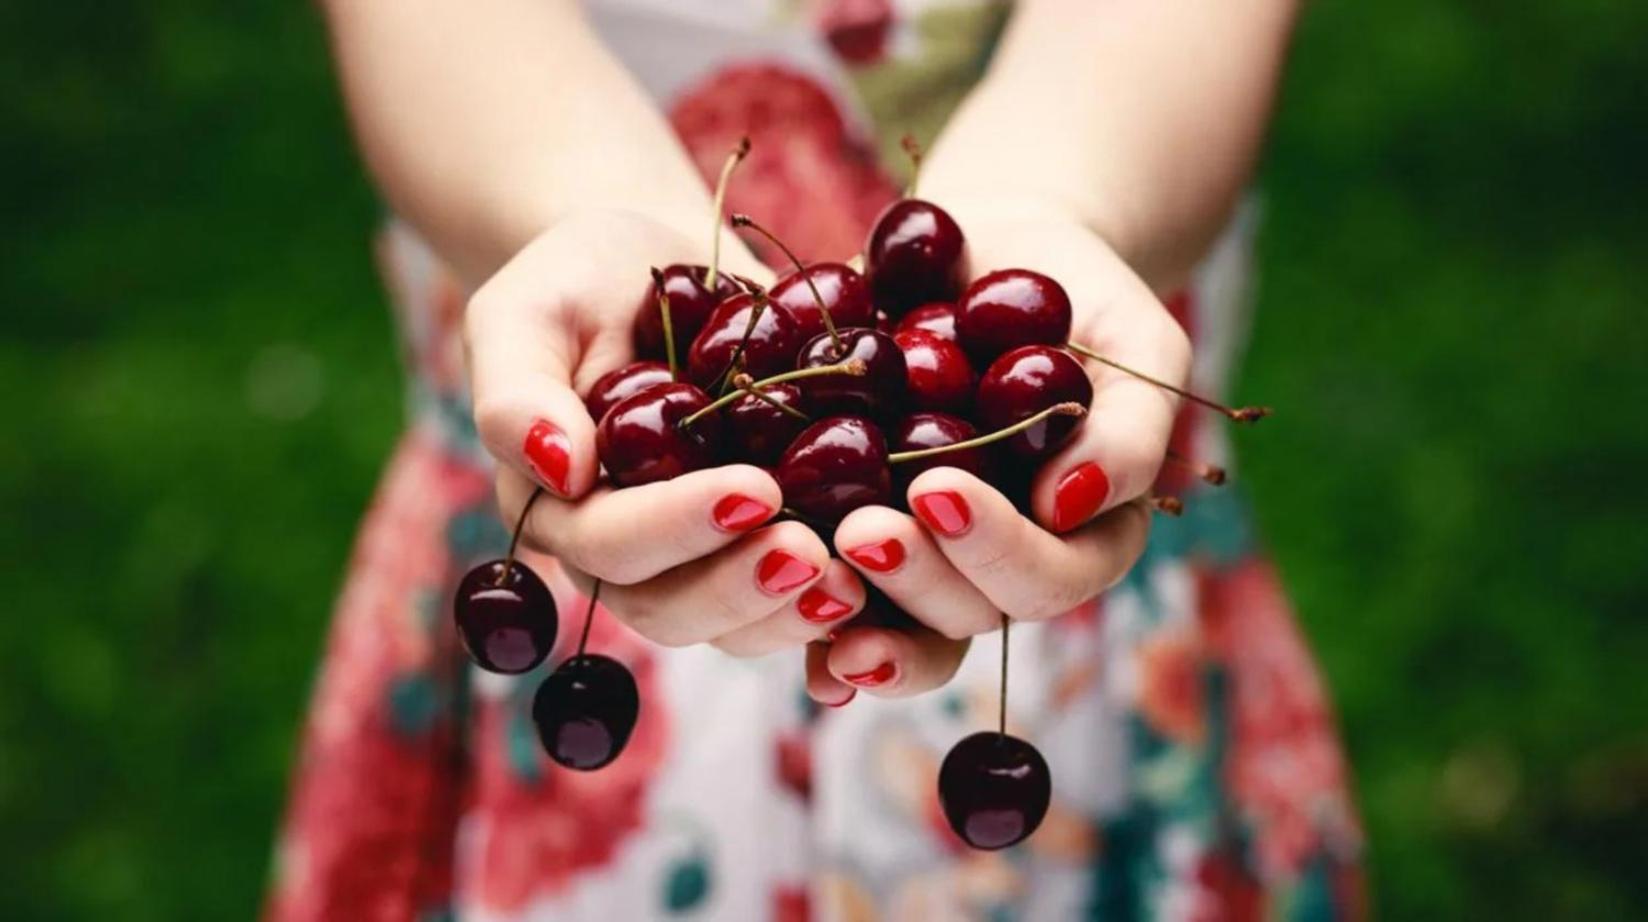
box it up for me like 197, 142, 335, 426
2, 2, 1644, 919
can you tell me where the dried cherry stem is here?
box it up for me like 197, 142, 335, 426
680, 360, 869, 429
705, 137, 750, 291
901, 134, 924, 198
1065, 342, 1271, 423
1165, 450, 1226, 486
576, 579, 602, 657
649, 267, 680, 380
730, 213, 844, 355
998, 611, 1010, 736
499, 487, 544, 584
730, 372, 811, 422
888, 402, 1086, 464
1149, 494, 1185, 517
708, 284, 769, 395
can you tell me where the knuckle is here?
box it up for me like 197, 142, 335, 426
471, 396, 519, 449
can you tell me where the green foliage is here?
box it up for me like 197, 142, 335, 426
0, 1, 1643, 919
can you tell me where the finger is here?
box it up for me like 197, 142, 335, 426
713, 559, 866, 658
906, 467, 1152, 622
496, 464, 781, 585
595, 521, 830, 647
833, 505, 1000, 641
806, 642, 856, 708
1036, 299, 1191, 532
824, 622, 969, 698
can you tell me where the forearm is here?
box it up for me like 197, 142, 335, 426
321, 0, 716, 285
921, 0, 1299, 291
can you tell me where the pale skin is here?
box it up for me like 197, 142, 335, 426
322, 0, 1298, 704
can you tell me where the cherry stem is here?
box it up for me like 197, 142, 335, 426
901, 134, 924, 198
999, 611, 1009, 737
1165, 450, 1227, 486
499, 487, 544, 584
705, 137, 750, 291
1065, 342, 1271, 423
888, 401, 1086, 464
577, 579, 602, 657
730, 372, 811, 422
1150, 494, 1185, 517
680, 359, 868, 429
708, 285, 769, 395
649, 267, 679, 380
730, 213, 843, 354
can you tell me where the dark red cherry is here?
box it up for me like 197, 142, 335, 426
774, 416, 892, 523
895, 329, 974, 413
938, 731, 1052, 850
890, 412, 991, 494
895, 301, 958, 341
686, 293, 804, 388
725, 382, 809, 466
584, 361, 674, 423
874, 309, 896, 334
955, 269, 1073, 363
795, 328, 907, 421
865, 199, 967, 316
533, 653, 639, 771
595, 382, 722, 487
770, 263, 874, 342
453, 560, 558, 675
975, 346, 1092, 458
634, 264, 743, 361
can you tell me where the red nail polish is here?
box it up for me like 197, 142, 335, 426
842, 662, 897, 687
798, 587, 854, 623
1053, 462, 1111, 532
823, 688, 857, 708
844, 538, 906, 573
911, 491, 972, 537
757, 550, 819, 595
713, 494, 772, 532
523, 419, 571, 495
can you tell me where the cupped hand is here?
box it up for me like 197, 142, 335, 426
807, 202, 1191, 705
468, 208, 868, 656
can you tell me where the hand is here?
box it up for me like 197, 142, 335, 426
470, 209, 866, 655
806, 202, 1191, 704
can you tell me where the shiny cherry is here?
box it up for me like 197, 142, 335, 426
770, 263, 874, 342
955, 269, 1073, 363
724, 381, 809, 466
633, 264, 743, 361
895, 328, 974, 413
975, 345, 1093, 458
894, 301, 958, 341
795, 328, 907, 421
584, 361, 674, 423
595, 382, 722, 487
686, 293, 804, 388
453, 560, 558, 675
774, 415, 892, 523
937, 731, 1052, 850
890, 412, 990, 494
533, 653, 640, 771
865, 198, 967, 316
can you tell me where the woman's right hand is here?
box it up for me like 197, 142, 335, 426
467, 208, 868, 656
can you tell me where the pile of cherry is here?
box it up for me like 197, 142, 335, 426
453, 140, 1265, 850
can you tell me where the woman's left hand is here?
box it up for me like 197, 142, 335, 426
807, 201, 1192, 704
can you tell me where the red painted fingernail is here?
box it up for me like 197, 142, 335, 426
757, 550, 820, 595
844, 538, 906, 573
1053, 462, 1111, 532
798, 587, 854, 623
523, 419, 571, 495
911, 491, 972, 537
823, 688, 857, 708
842, 662, 897, 687
713, 494, 773, 532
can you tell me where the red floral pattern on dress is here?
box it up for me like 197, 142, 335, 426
1138, 624, 1209, 746
815, 0, 894, 65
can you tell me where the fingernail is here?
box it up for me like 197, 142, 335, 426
823, 688, 857, 708
798, 587, 854, 623
713, 494, 773, 532
523, 419, 571, 495
911, 491, 972, 537
842, 662, 897, 687
844, 538, 906, 573
757, 550, 820, 595
1053, 462, 1111, 532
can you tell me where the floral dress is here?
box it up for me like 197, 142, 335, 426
265, 2, 1366, 919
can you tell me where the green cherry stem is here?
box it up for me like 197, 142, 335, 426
730, 372, 811, 422
1065, 341, 1271, 423
901, 134, 924, 198
577, 579, 602, 657
708, 284, 769, 396
998, 611, 1010, 736
1165, 450, 1227, 486
679, 359, 868, 429
499, 487, 544, 585
649, 267, 680, 380
705, 137, 750, 291
730, 213, 843, 355
888, 402, 1086, 464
